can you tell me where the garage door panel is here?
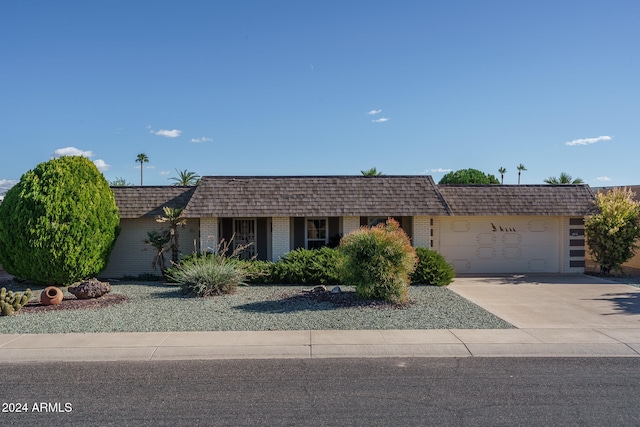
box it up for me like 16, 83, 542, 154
439, 217, 560, 274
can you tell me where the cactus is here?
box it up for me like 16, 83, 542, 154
0, 288, 32, 316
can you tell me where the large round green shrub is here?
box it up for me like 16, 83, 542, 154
411, 247, 455, 286
0, 156, 120, 285
338, 219, 417, 303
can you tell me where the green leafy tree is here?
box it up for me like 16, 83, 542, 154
544, 172, 584, 184
156, 206, 187, 265
585, 187, 640, 275
110, 177, 134, 186
136, 153, 149, 185
169, 169, 200, 186
517, 163, 527, 184
0, 156, 120, 285
361, 167, 384, 176
498, 167, 507, 184
438, 168, 500, 184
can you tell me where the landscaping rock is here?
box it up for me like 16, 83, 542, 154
68, 278, 111, 299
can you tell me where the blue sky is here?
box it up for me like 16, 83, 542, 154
1, 0, 638, 193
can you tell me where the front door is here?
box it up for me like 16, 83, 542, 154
233, 219, 256, 259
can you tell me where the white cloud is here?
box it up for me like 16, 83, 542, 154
159, 170, 171, 176
151, 129, 182, 138
190, 136, 213, 143
565, 135, 612, 146
595, 176, 612, 182
0, 179, 18, 194
372, 117, 389, 123
368, 109, 382, 115
430, 168, 452, 173
52, 146, 94, 158
93, 159, 111, 172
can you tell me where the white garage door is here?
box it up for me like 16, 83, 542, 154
438, 217, 561, 274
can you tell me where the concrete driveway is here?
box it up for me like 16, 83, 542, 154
448, 274, 640, 328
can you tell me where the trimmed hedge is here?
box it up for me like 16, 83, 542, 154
411, 247, 455, 286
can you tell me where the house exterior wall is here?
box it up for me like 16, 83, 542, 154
101, 217, 200, 278
342, 216, 360, 236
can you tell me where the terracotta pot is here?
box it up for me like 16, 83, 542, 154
41, 286, 63, 306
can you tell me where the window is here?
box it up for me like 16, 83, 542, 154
306, 218, 327, 249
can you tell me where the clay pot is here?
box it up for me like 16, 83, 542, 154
40, 286, 63, 306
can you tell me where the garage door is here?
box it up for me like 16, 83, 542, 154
438, 217, 560, 274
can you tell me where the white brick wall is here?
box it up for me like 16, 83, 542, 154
413, 216, 431, 248
272, 217, 290, 261
342, 216, 360, 236
199, 217, 219, 253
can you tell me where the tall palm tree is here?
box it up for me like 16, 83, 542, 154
544, 172, 584, 184
136, 153, 149, 185
169, 169, 200, 186
498, 167, 507, 184
361, 167, 384, 176
517, 163, 527, 185
156, 206, 187, 265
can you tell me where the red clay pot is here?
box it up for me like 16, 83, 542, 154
41, 286, 63, 305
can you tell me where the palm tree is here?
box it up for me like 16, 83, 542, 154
517, 163, 527, 185
361, 167, 384, 176
144, 229, 170, 274
498, 167, 507, 184
136, 153, 149, 185
169, 169, 200, 186
544, 172, 584, 184
156, 206, 187, 265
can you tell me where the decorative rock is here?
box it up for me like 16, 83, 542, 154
41, 286, 63, 305
331, 286, 342, 294
68, 278, 111, 299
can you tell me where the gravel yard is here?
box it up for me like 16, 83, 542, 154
0, 281, 513, 333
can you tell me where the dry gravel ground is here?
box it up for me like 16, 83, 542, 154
0, 280, 513, 333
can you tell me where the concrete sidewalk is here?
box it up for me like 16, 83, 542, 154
1, 328, 639, 362
1, 274, 640, 362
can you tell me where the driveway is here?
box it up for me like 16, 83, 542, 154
448, 274, 640, 328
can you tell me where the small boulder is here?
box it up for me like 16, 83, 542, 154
331, 286, 342, 294
68, 278, 111, 299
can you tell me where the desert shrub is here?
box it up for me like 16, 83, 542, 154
338, 219, 417, 303
0, 156, 120, 285
586, 187, 640, 274
241, 260, 274, 284
411, 247, 455, 286
165, 253, 249, 296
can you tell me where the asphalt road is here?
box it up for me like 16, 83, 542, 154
3, 358, 639, 426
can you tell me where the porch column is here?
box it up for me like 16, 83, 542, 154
200, 217, 219, 253
271, 217, 290, 261
413, 216, 431, 248
342, 216, 360, 236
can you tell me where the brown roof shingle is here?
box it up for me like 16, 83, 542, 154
111, 186, 196, 218
436, 184, 596, 216
184, 176, 448, 217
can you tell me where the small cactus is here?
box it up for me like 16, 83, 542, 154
0, 288, 32, 316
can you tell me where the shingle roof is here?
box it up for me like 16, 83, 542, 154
183, 176, 449, 217
436, 184, 596, 216
111, 186, 196, 218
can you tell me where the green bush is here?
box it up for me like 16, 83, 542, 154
269, 247, 342, 285
338, 219, 417, 303
0, 156, 120, 285
411, 247, 455, 286
165, 253, 249, 296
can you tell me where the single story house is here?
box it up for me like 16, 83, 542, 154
101, 175, 595, 278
